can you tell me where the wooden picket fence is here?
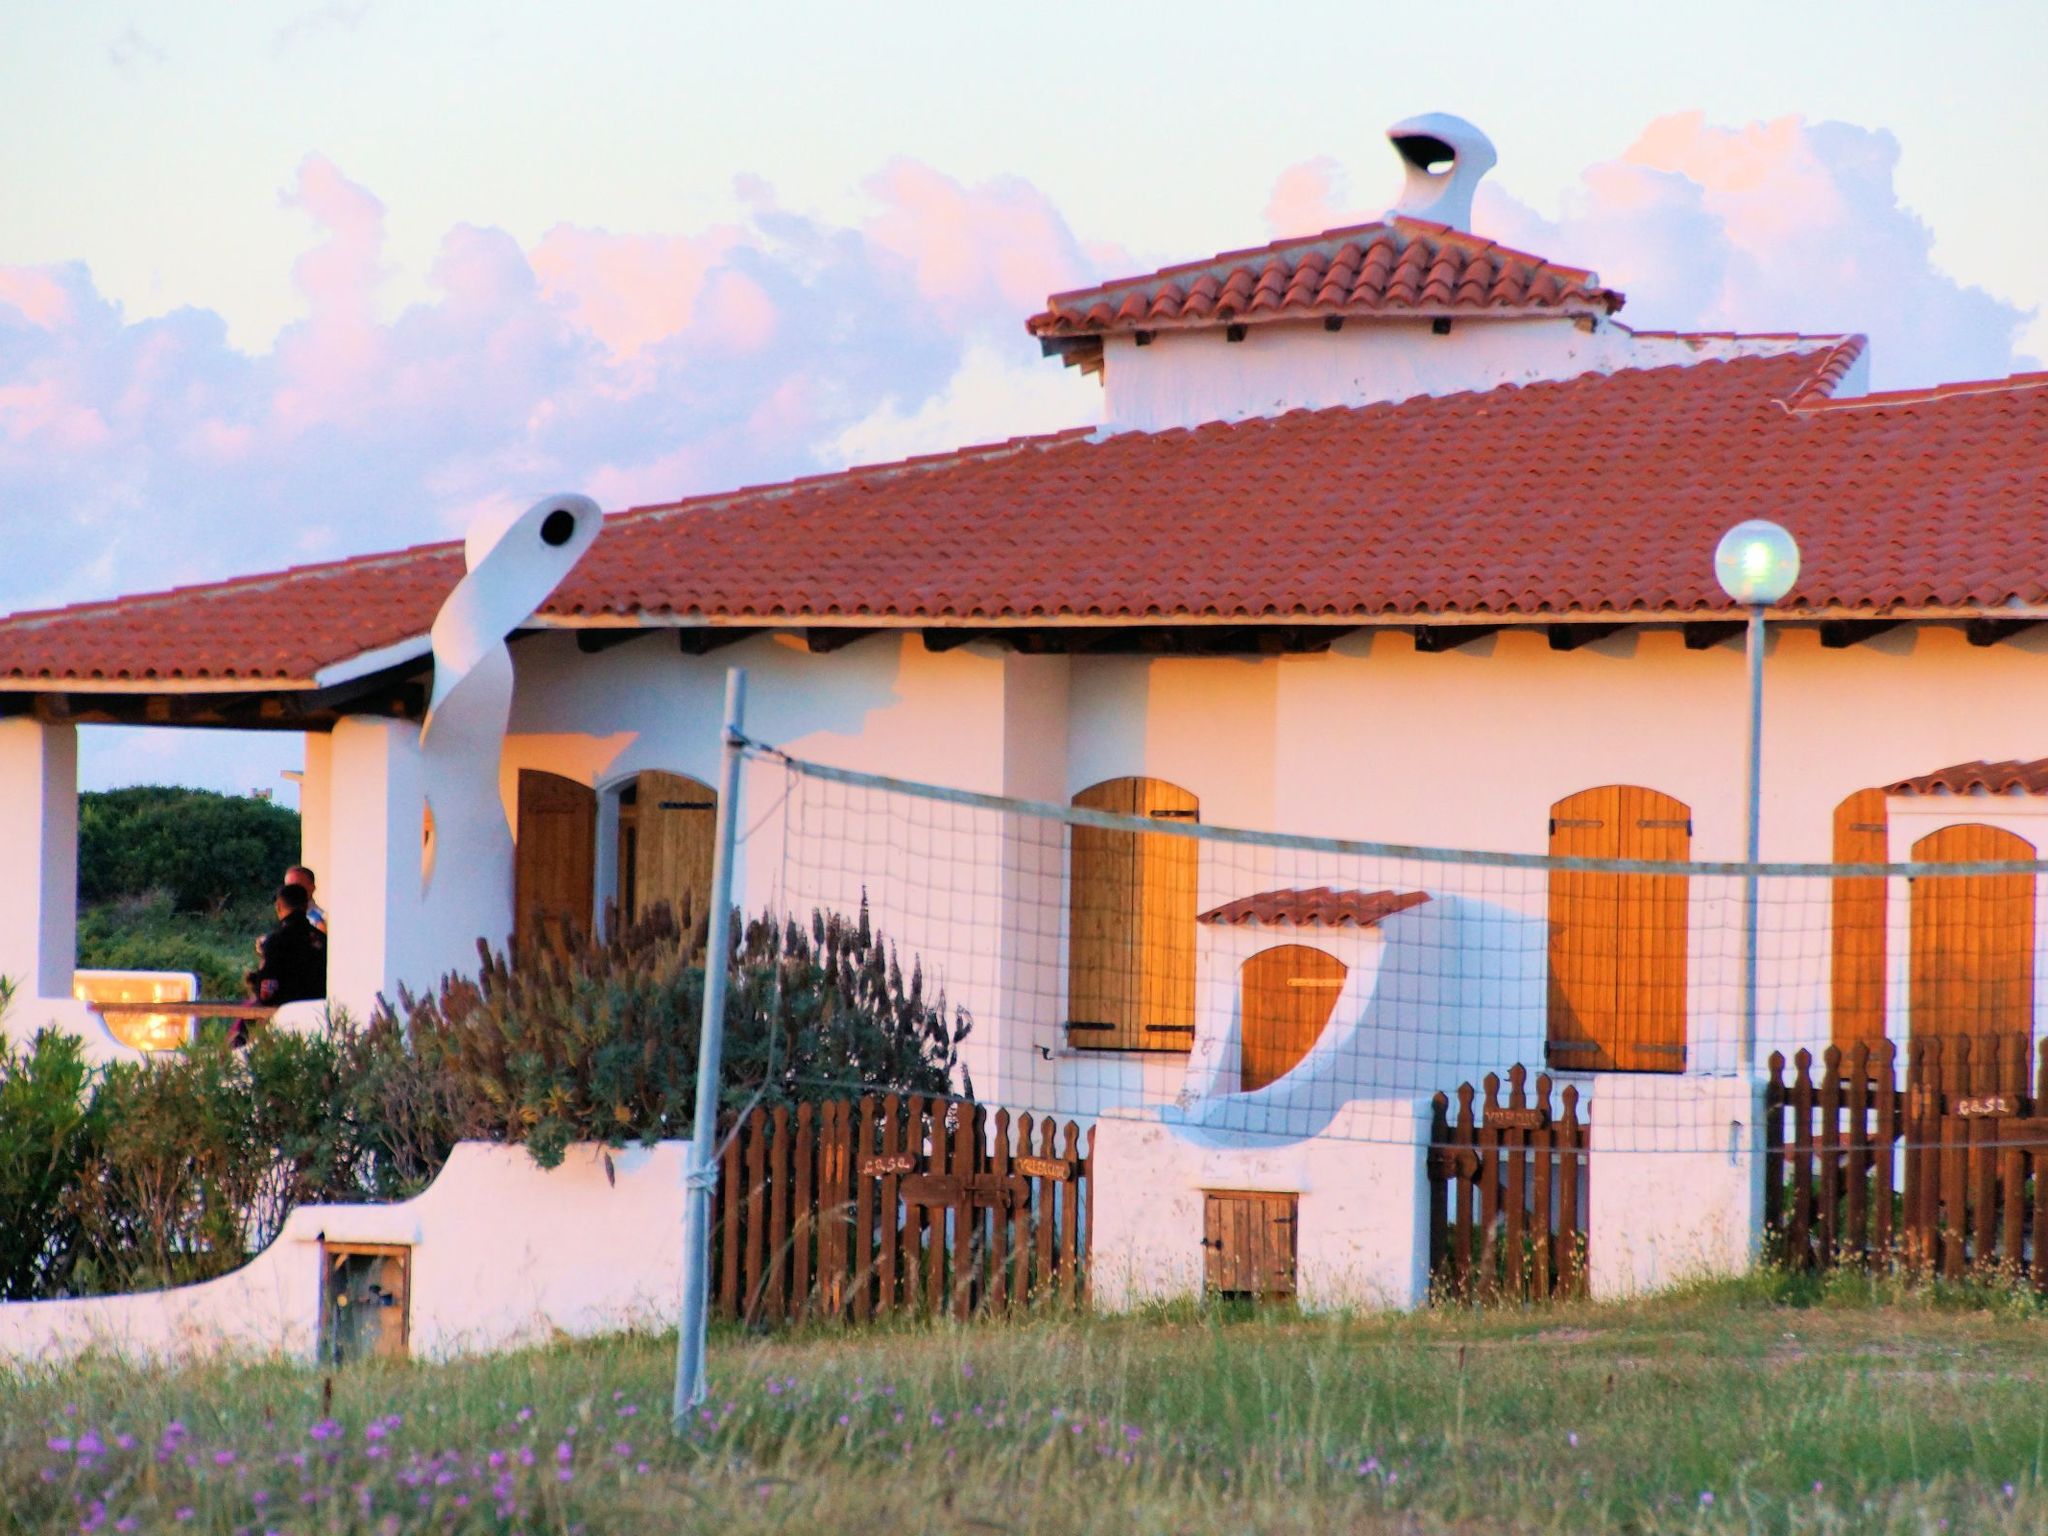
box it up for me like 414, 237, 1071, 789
713, 1094, 1093, 1325
1428, 1065, 1590, 1302
1766, 1034, 2048, 1281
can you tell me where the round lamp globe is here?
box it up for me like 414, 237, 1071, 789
1714, 519, 1800, 606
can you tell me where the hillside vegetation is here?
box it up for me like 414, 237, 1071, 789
73, 786, 300, 997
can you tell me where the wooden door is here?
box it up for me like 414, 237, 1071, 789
514, 770, 595, 956
627, 770, 717, 933
1067, 777, 1198, 1050
1239, 945, 1347, 1092
1202, 1191, 1297, 1300
1910, 824, 2036, 1044
1547, 785, 1691, 1072
1832, 788, 1889, 1049
321, 1244, 410, 1365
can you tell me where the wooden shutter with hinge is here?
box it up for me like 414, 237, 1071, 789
1909, 822, 2036, 1043
1831, 788, 1888, 1049
629, 770, 717, 935
1547, 784, 1690, 1073
1068, 777, 1198, 1050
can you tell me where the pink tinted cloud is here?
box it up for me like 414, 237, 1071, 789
0, 268, 73, 328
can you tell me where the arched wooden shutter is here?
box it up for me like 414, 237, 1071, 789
1547, 784, 1690, 1072
1910, 823, 2035, 1044
514, 770, 595, 956
1068, 776, 1198, 1050
1239, 944, 1347, 1091
1831, 788, 1889, 1049
627, 770, 717, 933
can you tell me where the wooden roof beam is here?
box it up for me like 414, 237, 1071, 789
676, 628, 758, 655
804, 628, 881, 654
1412, 625, 1499, 653
575, 630, 650, 655
1546, 623, 1623, 651
1966, 618, 2043, 647
1819, 619, 1903, 649
1682, 621, 1745, 650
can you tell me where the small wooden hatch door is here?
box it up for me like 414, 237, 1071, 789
1202, 1191, 1297, 1301
320, 1243, 411, 1365
1240, 945, 1348, 1092
1909, 823, 2037, 1043
514, 770, 596, 955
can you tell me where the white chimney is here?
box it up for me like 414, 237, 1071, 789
1385, 112, 1497, 232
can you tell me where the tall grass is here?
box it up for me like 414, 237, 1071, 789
7, 1280, 2048, 1533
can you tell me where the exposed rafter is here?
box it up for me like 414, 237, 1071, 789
1966, 618, 2042, 647
1412, 626, 1498, 653
676, 628, 758, 655
1682, 621, 1745, 650
1546, 624, 1623, 652
804, 628, 880, 654
1819, 620, 1902, 649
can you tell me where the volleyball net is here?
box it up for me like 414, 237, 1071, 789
736, 738, 2048, 1154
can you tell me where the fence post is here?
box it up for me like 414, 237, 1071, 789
673, 668, 747, 1425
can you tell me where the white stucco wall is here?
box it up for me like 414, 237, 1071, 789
1098, 319, 1854, 434
0, 1141, 683, 1368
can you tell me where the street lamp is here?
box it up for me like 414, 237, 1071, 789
1714, 519, 1800, 1076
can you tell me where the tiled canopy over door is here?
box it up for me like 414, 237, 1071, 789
1831, 788, 1889, 1049
1547, 784, 1691, 1073
1910, 823, 2037, 1044
624, 770, 718, 934
1068, 776, 1198, 1051
1239, 944, 1348, 1092
514, 769, 595, 956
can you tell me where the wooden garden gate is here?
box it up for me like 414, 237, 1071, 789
1428, 1065, 1590, 1301
714, 1094, 1092, 1325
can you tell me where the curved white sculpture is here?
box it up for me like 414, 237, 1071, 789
419, 493, 602, 894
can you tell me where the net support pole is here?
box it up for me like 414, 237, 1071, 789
1738, 604, 1765, 1078
673, 666, 747, 1426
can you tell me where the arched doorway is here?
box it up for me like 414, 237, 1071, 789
1546, 784, 1691, 1072
616, 770, 718, 933
1909, 823, 2036, 1044
514, 769, 595, 955
1239, 944, 1347, 1092
1067, 776, 1198, 1050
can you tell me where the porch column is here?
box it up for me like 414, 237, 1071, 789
325, 716, 515, 1022
0, 717, 78, 1004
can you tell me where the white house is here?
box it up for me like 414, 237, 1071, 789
5, 114, 2048, 1308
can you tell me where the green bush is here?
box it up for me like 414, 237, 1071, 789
0, 900, 968, 1296
0, 1028, 107, 1300
78, 786, 300, 912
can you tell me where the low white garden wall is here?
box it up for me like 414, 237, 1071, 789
0, 1140, 685, 1369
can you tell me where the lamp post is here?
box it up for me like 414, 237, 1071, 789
1714, 519, 1800, 1077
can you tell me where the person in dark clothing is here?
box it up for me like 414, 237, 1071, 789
244, 882, 328, 1027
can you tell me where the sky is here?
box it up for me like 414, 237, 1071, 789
2, 2, 2042, 803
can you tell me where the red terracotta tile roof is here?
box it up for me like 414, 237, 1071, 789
1889, 759, 2048, 796
9, 340, 2048, 689
1027, 218, 1622, 342
1199, 888, 1432, 927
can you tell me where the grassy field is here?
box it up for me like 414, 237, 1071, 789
6, 1273, 2048, 1534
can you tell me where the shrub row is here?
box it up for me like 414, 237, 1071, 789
0, 900, 968, 1300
